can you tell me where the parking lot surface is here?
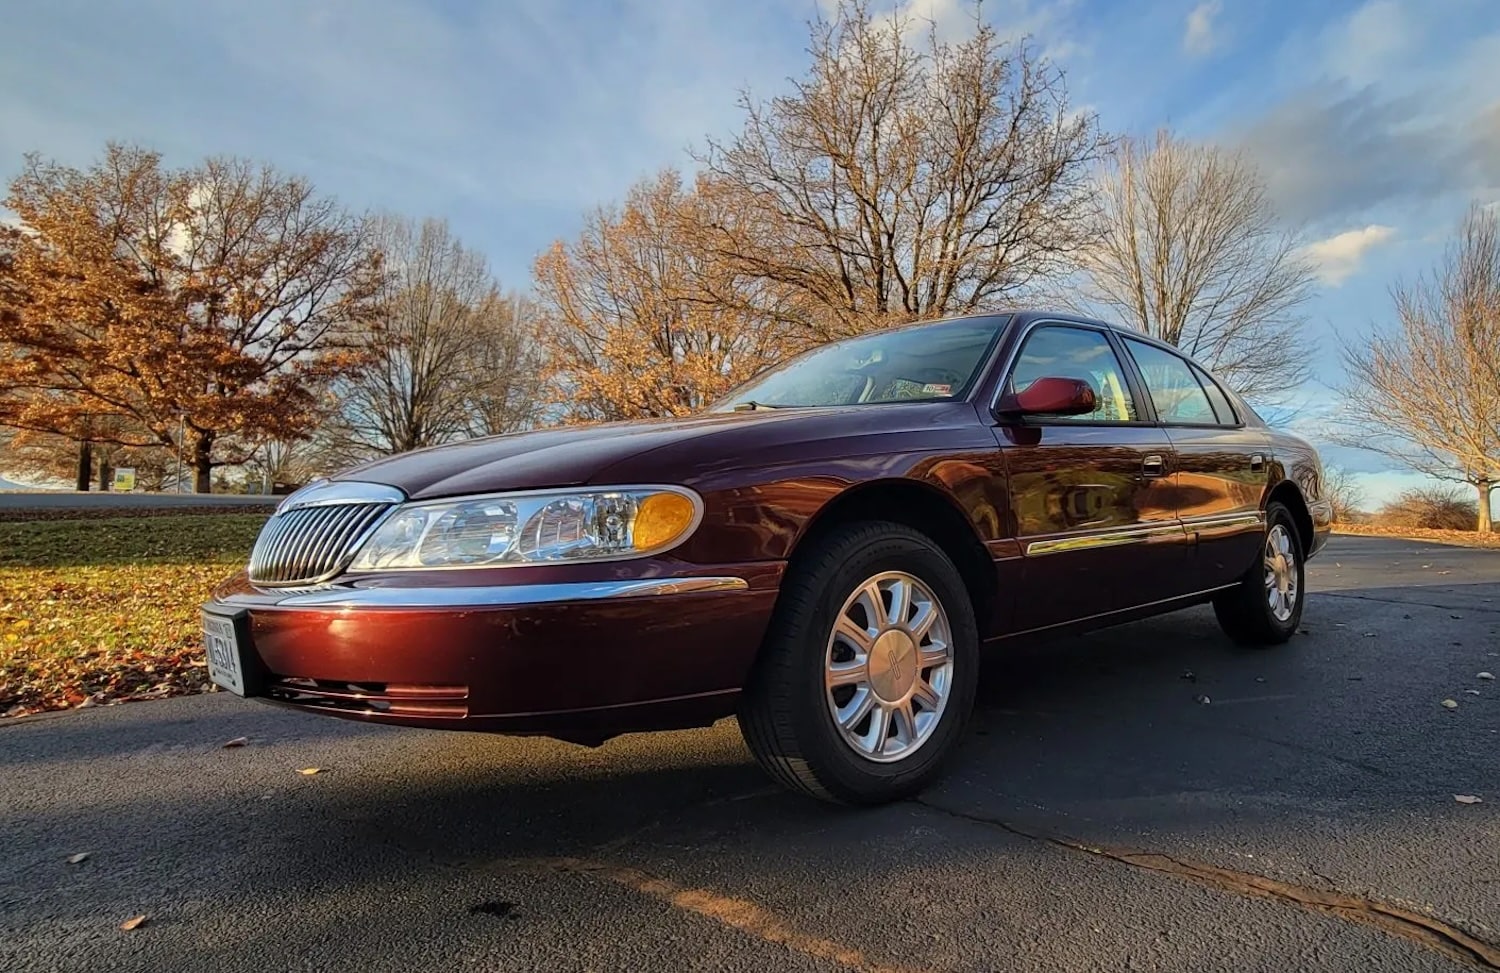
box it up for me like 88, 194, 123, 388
2, 536, 1497, 972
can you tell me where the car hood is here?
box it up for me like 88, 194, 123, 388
331, 409, 837, 499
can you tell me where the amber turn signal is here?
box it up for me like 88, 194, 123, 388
632, 492, 697, 551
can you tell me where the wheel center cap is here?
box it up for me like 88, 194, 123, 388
1273, 555, 1290, 594
868, 630, 918, 702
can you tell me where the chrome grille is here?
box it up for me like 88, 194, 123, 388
249, 502, 394, 585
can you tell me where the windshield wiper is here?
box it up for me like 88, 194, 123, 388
731, 400, 786, 412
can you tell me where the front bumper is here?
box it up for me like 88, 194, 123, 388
204, 565, 783, 739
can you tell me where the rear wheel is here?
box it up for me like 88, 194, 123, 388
1213, 501, 1305, 645
738, 522, 979, 805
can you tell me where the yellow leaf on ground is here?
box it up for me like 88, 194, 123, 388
119, 915, 147, 931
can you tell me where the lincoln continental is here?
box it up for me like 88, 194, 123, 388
203, 310, 1331, 804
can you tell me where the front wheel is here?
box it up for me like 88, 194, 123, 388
1213, 502, 1305, 645
738, 522, 979, 805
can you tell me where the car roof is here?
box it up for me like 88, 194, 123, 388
939, 308, 1142, 333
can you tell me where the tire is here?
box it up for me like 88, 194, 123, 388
738, 521, 979, 805
1213, 501, 1305, 645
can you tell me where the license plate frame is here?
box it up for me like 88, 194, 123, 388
202, 609, 260, 697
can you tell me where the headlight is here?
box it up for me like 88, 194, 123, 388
347, 486, 702, 570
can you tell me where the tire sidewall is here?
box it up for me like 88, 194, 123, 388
787, 528, 979, 801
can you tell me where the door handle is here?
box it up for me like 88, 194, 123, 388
1250, 453, 1265, 472
1142, 454, 1167, 477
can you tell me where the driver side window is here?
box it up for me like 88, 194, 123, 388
1009, 326, 1139, 422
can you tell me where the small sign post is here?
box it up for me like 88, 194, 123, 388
112, 467, 137, 492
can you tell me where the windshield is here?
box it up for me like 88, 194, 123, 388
712, 316, 1008, 411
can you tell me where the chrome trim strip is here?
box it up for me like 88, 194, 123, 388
1182, 512, 1265, 531
1025, 523, 1185, 556
222, 576, 751, 610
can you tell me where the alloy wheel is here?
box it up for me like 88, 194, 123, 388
1264, 523, 1299, 622
824, 571, 954, 763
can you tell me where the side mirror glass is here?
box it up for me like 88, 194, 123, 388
998, 376, 1097, 417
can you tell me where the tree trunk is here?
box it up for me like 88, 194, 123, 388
97, 451, 113, 492
193, 433, 214, 494
75, 439, 91, 492
1479, 480, 1494, 533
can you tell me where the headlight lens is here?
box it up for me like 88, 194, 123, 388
347, 487, 701, 570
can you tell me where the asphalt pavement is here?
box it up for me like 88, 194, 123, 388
1, 535, 1497, 973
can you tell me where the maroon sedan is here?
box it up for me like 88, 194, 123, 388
203, 311, 1331, 804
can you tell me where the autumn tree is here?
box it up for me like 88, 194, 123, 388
1077, 130, 1316, 403
534, 170, 798, 422
1339, 204, 1500, 532
0, 423, 180, 491
0, 144, 381, 492
333, 215, 544, 456
697, 0, 1105, 338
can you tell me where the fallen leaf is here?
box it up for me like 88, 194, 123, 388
119, 915, 147, 931
1180, 669, 1195, 682
221, 737, 248, 748
1480, 672, 1495, 681
297, 767, 322, 776
1194, 694, 1211, 705
1465, 690, 1482, 696
1441, 699, 1459, 709
1362, 632, 1376, 638
66, 852, 89, 864
1402, 614, 1412, 620
1255, 677, 1266, 683
1455, 795, 1483, 805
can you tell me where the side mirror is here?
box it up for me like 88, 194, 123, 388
998, 376, 1097, 417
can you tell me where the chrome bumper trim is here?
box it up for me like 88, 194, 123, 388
218, 576, 750, 610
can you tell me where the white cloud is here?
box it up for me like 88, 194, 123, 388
1303, 224, 1397, 285
1325, 0, 1411, 85
1183, 0, 1222, 58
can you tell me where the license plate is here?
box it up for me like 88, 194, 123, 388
203, 611, 248, 696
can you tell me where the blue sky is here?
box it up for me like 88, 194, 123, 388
3, 0, 1498, 504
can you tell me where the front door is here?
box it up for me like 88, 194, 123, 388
994, 323, 1186, 632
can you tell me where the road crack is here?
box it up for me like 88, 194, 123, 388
915, 799, 1500, 970
1315, 591, 1500, 615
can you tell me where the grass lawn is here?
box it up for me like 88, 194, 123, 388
0, 514, 267, 716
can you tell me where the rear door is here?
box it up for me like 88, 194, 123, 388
1118, 337, 1270, 589
994, 322, 1187, 631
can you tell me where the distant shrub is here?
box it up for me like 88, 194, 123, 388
1378, 487, 1478, 531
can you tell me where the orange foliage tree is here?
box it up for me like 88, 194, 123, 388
0, 144, 382, 491
533, 170, 801, 422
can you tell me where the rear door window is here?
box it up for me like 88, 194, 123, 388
1122, 338, 1218, 426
